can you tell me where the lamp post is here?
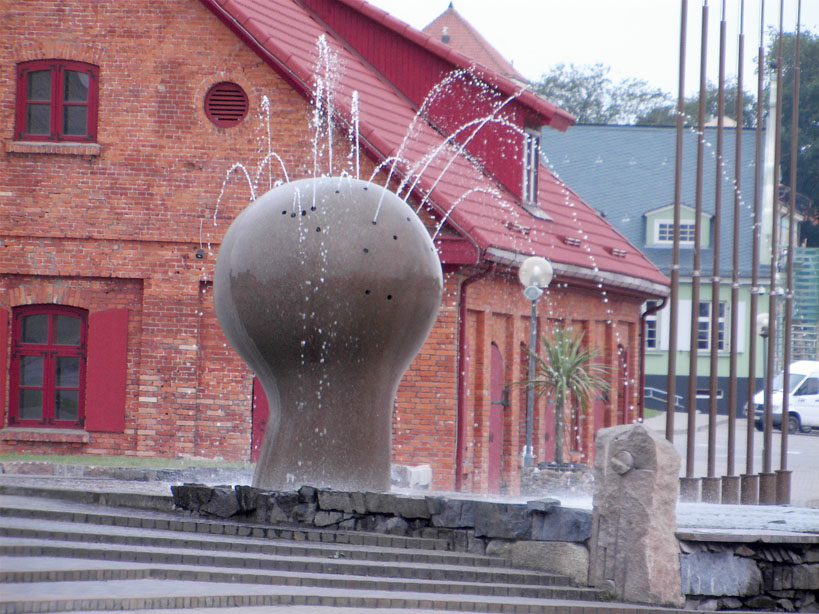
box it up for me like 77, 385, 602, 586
518, 256, 553, 468
756, 313, 769, 413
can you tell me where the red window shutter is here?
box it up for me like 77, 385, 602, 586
85, 308, 128, 432
0, 308, 8, 421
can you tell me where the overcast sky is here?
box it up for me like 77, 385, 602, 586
366, 1, 818, 96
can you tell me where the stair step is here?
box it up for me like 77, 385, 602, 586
0, 537, 566, 588
0, 496, 450, 552
0, 578, 604, 614
0, 557, 595, 600
0, 518, 516, 571
0, 491, 616, 613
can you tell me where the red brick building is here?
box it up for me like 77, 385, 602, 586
1, 0, 668, 494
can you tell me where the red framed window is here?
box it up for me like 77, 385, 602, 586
9, 305, 88, 429
15, 60, 99, 142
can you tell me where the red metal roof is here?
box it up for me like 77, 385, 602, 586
200, 0, 669, 295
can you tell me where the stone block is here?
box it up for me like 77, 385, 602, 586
313, 510, 345, 527
171, 484, 213, 513
316, 489, 367, 514
200, 487, 241, 518
526, 498, 561, 513
793, 564, 819, 590
486, 539, 589, 586
588, 424, 684, 607
530, 507, 591, 542
429, 498, 476, 528
681, 550, 762, 596
363, 492, 430, 519
472, 502, 531, 539
234, 485, 258, 512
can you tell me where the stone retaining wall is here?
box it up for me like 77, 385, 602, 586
172, 483, 819, 610
171, 484, 593, 585
679, 533, 819, 612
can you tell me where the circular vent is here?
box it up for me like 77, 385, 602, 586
204, 82, 249, 127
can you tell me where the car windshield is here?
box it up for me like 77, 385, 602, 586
771, 371, 807, 393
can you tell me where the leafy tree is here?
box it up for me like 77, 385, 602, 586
532, 63, 672, 125
523, 327, 610, 464
636, 80, 757, 128
774, 29, 819, 246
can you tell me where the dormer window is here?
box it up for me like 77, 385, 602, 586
656, 221, 697, 244
523, 129, 540, 205
644, 204, 710, 248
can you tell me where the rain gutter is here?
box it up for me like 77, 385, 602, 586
485, 248, 670, 299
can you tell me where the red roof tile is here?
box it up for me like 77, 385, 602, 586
200, 0, 669, 295
422, 3, 527, 85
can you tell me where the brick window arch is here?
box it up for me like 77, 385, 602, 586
9, 305, 88, 428
15, 59, 99, 142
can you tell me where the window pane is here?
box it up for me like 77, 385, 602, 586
19, 389, 43, 421
26, 103, 51, 135
19, 355, 44, 386
63, 106, 88, 136
55, 390, 79, 421
55, 315, 82, 345
27, 70, 52, 101
699, 302, 710, 317
21, 314, 49, 344
64, 70, 89, 102
55, 356, 80, 388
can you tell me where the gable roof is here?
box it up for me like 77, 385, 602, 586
200, 0, 668, 296
422, 2, 527, 86
540, 124, 765, 278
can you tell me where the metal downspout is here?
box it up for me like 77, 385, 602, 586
640, 297, 668, 422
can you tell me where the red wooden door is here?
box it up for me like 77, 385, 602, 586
488, 343, 504, 492
251, 377, 269, 463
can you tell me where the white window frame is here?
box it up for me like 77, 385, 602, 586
523, 129, 539, 205
655, 220, 696, 245
697, 301, 726, 352
645, 301, 659, 350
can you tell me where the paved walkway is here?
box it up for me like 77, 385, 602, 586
642, 410, 819, 508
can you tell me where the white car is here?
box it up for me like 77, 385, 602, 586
753, 361, 819, 434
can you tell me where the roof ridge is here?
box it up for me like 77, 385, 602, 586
424, 3, 525, 83
334, 0, 574, 130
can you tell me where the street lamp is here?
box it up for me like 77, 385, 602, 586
757, 313, 769, 406
518, 256, 554, 467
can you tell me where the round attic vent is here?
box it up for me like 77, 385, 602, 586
204, 82, 248, 127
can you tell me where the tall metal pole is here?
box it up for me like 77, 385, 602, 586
778, 0, 801, 505
525, 298, 537, 467
728, 0, 745, 482
686, 0, 709, 482
761, 0, 785, 504
667, 0, 689, 443
742, 0, 765, 505
706, 1, 727, 495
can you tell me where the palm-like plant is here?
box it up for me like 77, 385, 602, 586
525, 327, 611, 464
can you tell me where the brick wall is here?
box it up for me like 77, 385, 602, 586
1, 0, 649, 496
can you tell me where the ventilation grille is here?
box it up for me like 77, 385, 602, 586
205, 82, 248, 127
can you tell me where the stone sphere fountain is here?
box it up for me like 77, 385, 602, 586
214, 177, 443, 491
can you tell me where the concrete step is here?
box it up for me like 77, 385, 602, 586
0, 578, 610, 614
0, 556, 593, 600
0, 491, 616, 613
0, 516, 517, 573
0, 494, 450, 551
0, 536, 573, 588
